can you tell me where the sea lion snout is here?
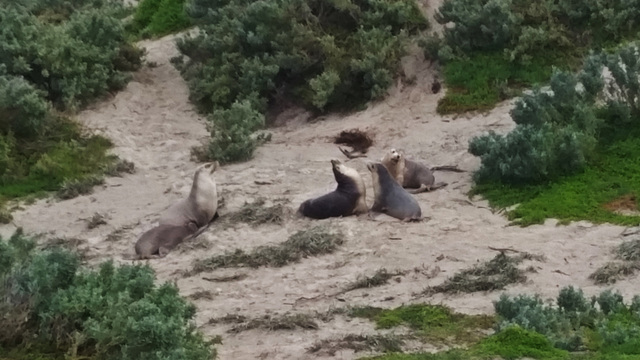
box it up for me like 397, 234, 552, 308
330, 159, 341, 167
366, 162, 376, 172
205, 161, 219, 174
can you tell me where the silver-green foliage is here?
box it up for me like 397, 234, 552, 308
0, 230, 216, 359
469, 43, 640, 185
495, 286, 640, 353
469, 64, 603, 184
0, 2, 142, 114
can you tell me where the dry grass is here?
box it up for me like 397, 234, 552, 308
86, 212, 107, 229
589, 261, 640, 285
188, 290, 215, 301
343, 268, 406, 292
56, 175, 105, 200
202, 273, 249, 282
222, 198, 289, 227
191, 226, 343, 274
589, 238, 640, 284
422, 252, 542, 295
103, 159, 135, 177
307, 334, 404, 355
210, 313, 320, 333
333, 128, 373, 153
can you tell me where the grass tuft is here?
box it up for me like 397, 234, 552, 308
590, 238, 640, 284
56, 175, 105, 200
86, 212, 107, 229
191, 226, 343, 274
349, 304, 494, 346
308, 334, 404, 355
343, 268, 405, 292
211, 313, 319, 333
423, 253, 541, 295
222, 198, 289, 227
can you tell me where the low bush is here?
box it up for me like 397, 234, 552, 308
0, 229, 216, 359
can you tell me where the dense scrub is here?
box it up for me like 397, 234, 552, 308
173, 0, 427, 163
469, 43, 640, 225
0, 230, 216, 359
429, 0, 640, 113
0, 0, 143, 214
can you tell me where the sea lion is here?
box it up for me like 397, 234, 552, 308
381, 149, 447, 194
135, 222, 198, 259
298, 159, 368, 219
159, 161, 219, 228
367, 162, 422, 221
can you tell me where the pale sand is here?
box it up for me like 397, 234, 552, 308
1, 24, 635, 360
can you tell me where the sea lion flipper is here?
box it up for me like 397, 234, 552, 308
407, 185, 429, 194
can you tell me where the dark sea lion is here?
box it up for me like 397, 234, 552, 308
134, 222, 199, 259
367, 162, 422, 221
381, 149, 447, 194
159, 161, 219, 228
298, 159, 368, 219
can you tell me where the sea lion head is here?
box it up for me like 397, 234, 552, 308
203, 161, 219, 174
388, 149, 402, 164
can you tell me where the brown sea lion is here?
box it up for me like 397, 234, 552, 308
159, 162, 219, 228
134, 222, 199, 259
367, 162, 422, 221
381, 149, 447, 194
298, 159, 368, 219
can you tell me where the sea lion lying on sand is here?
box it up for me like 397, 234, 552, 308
381, 149, 449, 194
299, 159, 368, 219
135, 222, 198, 259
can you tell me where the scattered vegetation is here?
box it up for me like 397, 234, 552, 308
422, 252, 542, 295
0, 1, 142, 208
348, 304, 494, 346
308, 334, 404, 356
364, 287, 640, 359
210, 312, 318, 333
172, 0, 427, 163
191, 226, 343, 274
469, 42, 640, 226
590, 238, 640, 284
85, 212, 108, 229
56, 175, 105, 200
0, 229, 216, 359
343, 268, 405, 292
222, 197, 288, 227
429, 0, 640, 114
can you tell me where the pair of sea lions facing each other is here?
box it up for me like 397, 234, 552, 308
135, 161, 220, 259
298, 159, 421, 222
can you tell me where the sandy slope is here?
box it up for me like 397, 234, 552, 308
1, 23, 636, 360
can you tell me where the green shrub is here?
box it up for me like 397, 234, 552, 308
0, 230, 216, 359
469, 66, 602, 184
434, 0, 640, 113
174, 0, 427, 162
495, 286, 640, 353
0, 72, 50, 138
206, 99, 266, 164
435, 0, 519, 55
